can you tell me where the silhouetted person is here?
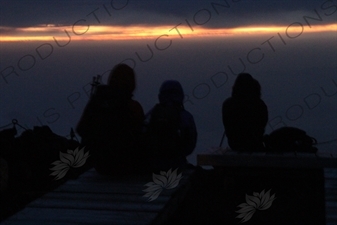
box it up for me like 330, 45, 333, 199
143, 80, 197, 171
76, 63, 144, 175
222, 73, 268, 151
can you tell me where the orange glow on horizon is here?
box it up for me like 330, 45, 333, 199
0, 24, 336, 42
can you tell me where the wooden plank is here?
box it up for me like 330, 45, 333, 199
1, 168, 195, 225
324, 168, 337, 225
152, 170, 193, 225
198, 150, 337, 224
203, 147, 230, 155
316, 152, 337, 159
26, 193, 169, 212
324, 169, 337, 179
1, 207, 156, 225
197, 149, 337, 168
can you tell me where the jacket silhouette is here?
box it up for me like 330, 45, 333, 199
76, 64, 144, 175
144, 80, 197, 171
222, 73, 268, 151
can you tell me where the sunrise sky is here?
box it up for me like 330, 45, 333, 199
0, 23, 336, 42
1, 0, 336, 157
1, 0, 336, 42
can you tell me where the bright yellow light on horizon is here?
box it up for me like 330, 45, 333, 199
0, 24, 336, 42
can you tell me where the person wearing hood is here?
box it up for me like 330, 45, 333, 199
143, 80, 197, 171
222, 73, 268, 152
76, 63, 144, 175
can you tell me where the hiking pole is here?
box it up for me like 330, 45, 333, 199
219, 130, 226, 147
90, 76, 96, 98
90, 75, 101, 98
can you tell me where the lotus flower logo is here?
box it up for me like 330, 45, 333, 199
236, 189, 276, 223
50, 147, 90, 180
142, 168, 183, 202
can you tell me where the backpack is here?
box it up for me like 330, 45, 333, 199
264, 127, 318, 153
145, 103, 184, 159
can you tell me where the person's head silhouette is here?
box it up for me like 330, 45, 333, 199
158, 80, 184, 105
232, 73, 261, 99
107, 63, 135, 95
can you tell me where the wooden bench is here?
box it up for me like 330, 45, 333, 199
197, 147, 337, 225
197, 147, 337, 168
0, 168, 195, 225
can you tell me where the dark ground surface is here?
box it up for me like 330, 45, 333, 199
165, 167, 326, 225
0, 165, 91, 222
1, 166, 326, 225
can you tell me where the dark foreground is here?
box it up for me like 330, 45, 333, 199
166, 167, 327, 225
1, 166, 335, 224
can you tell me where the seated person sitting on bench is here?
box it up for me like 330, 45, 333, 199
222, 73, 268, 151
143, 80, 197, 171
76, 63, 145, 176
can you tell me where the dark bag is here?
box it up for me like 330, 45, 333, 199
264, 127, 318, 153
145, 103, 183, 159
